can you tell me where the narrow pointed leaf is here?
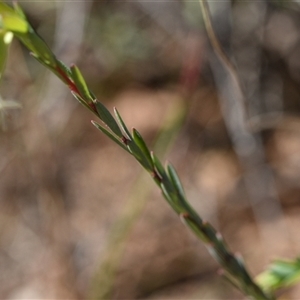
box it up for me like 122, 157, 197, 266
113, 107, 132, 140
29, 53, 59, 79
167, 163, 186, 200
132, 128, 153, 169
160, 182, 181, 213
89, 90, 97, 100
150, 152, 165, 178
17, 28, 56, 66
181, 215, 210, 242
70, 65, 93, 102
94, 101, 123, 138
71, 91, 95, 114
127, 138, 152, 171
91, 120, 129, 153
166, 162, 204, 218
150, 152, 179, 203
222, 271, 244, 293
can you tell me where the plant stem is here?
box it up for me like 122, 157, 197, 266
0, 2, 276, 299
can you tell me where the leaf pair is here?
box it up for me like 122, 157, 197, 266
91, 101, 189, 215
92, 105, 154, 169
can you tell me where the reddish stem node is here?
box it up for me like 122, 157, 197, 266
121, 136, 130, 146
151, 170, 163, 182
180, 212, 189, 218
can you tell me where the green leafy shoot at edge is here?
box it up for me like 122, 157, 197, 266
256, 257, 300, 293
0, 2, 297, 299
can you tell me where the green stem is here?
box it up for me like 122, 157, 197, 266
89, 99, 187, 299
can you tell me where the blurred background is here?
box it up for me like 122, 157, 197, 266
1, 0, 300, 298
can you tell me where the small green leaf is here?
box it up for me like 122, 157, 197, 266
150, 152, 180, 203
94, 101, 123, 138
167, 163, 203, 219
25, 29, 56, 66
151, 152, 165, 178
12, 27, 56, 67
71, 91, 95, 114
127, 139, 153, 171
132, 128, 153, 168
181, 216, 210, 242
91, 120, 129, 153
70, 64, 93, 103
167, 163, 186, 201
113, 108, 132, 140
89, 90, 97, 100
160, 182, 179, 211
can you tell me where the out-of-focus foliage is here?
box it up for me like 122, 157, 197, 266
257, 258, 300, 292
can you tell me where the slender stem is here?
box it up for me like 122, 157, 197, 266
89, 99, 187, 299
198, 0, 247, 122
198, 1, 275, 299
